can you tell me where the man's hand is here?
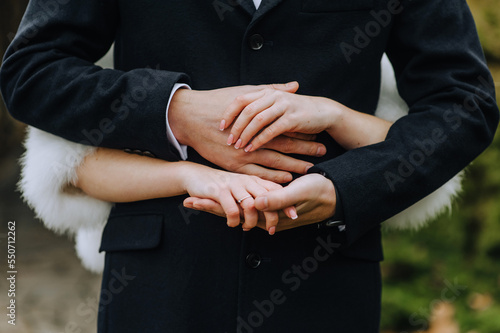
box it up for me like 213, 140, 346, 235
168, 84, 327, 183
183, 173, 336, 232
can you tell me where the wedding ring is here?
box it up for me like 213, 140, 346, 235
237, 195, 252, 203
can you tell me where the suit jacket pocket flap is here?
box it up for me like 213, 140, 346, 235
99, 214, 163, 252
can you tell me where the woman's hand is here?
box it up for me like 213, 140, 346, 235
184, 173, 336, 233
220, 81, 394, 152
220, 81, 341, 152
181, 164, 297, 235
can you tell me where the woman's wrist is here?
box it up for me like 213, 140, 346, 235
323, 98, 345, 138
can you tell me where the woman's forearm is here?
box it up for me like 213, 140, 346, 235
75, 148, 189, 202
326, 102, 393, 150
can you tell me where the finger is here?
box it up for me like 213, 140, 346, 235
230, 188, 258, 230
183, 197, 226, 217
282, 132, 317, 141
254, 178, 309, 212
246, 118, 295, 152
254, 178, 298, 221
263, 81, 299, 94
253, 149, 314, 175
220, 90, 265, 133
217, 189, 242, 227
262, 136, 327, 157
237, 164, 293, 184
263, 211, 279, 235
240, 106, 289, 150
283, 206, 299, 220
231, 94, 277, 148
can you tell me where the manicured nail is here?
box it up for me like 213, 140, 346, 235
242, 228, 250, 232
235, 139, 242, 149
284, 174, 293, 182
316, 146, 326, 156
227, 134, 234, 145
244, 144, 253, 153
219, 119, 226, 131
291, 212, 298, 220
268, 226, 276, 235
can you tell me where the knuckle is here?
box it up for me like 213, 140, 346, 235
255, 112, 266, 123
267, 214, 279, 225
281, 99, 290, 109
242, 104, 254, 115
269, 153, 282, 169
283, 137, 295, 153
227, 209, 240, 218
309, 143, 318, 156
235, 95, 246, 104
264, 126, 275, 137
232, 123, 241, 133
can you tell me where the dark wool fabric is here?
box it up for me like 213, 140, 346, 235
1, 0, 498, 331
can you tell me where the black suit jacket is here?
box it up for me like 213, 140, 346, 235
0, 1, 498, 330
2, 0, 497, 252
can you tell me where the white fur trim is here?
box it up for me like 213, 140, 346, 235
18, 54, 463, 273
75, 227, 106, 273
376, 54, 463, 230
19, 127, 111, 272
382, 172, 463, 230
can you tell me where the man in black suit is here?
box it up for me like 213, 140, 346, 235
1, 0, 498, 332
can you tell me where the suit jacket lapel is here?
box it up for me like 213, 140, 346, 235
238, 0, 257, 17
252, 0, 284, 22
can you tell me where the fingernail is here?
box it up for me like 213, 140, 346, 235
268, 226, 276, 235
227, 134, 234, 145
235, 139, 242, 149
219, 119, 226, 131
291, 213, 298, 220
244, 144, 253, 153
305, 164, 313, 173
284, 174, 293, 182
242, 228, 250, 232
261, 197, 268, 209
316, 146, 326, 156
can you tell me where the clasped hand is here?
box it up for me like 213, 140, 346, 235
182, 82, 338, 234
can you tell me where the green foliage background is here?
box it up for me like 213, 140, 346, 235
381, 1, 500, 331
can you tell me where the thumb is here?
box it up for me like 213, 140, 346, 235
268, 81, 299, 94
255, 186, 297, 212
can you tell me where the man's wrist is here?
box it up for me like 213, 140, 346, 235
168, 88, 197, 147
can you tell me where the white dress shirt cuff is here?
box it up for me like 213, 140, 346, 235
166, 83, 191, 160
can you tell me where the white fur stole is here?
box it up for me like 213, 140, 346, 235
18, 55, 463, 273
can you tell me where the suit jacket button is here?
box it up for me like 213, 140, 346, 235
143, 151, 155, 158
132, 149, 143, 155
246, 253, 262, 268
325, 220, 344, 228
249, 34, 264, 50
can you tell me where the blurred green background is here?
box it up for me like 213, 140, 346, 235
0, 0, 499, 332
381, 1, 500, 332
